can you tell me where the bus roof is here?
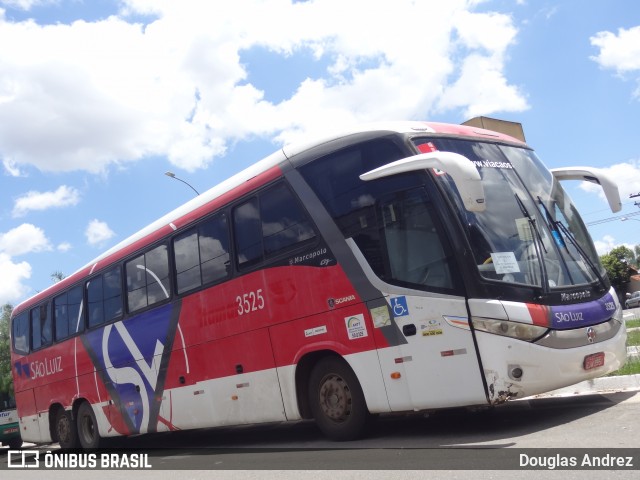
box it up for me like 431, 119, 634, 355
12, 121, 525, 315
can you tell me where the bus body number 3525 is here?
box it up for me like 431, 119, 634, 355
236, 289, 265, 316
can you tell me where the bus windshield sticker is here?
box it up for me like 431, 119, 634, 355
490, 252, 520, 274
370, 306, 391, 328
345, 314, 368, 340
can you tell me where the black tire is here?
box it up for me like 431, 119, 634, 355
7, 436, 23, 449
76, 402, 101, 450
308, 357, 369, 441
55, 408, 79, 450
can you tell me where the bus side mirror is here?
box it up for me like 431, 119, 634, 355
550, 167, 622, 213
359, 151, 486, 212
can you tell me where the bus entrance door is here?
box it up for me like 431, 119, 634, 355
390, 294, 486, 410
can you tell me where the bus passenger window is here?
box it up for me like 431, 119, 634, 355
54, 292, 70, 340
234, 198, 263, 268
174, 214, 230, 295
233, 184, 316, 270
260, 183, 316, 257
54, 285, 84, 341
199, 214, 230, 285
174, 228, 201, 294
30, 303, 52, 350
126, 245, 170, 312
87, 266, 123, 327
104, 267, 123, 321
12, 312, 29, 354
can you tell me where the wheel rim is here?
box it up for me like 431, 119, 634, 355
318, 373, 352, 423
57, 413, 72, 444
79, 411, 96, 445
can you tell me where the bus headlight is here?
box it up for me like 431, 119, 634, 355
471, 317, 549, 342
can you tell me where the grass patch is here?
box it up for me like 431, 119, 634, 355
610, 359, 640, 376
625, 318, 640, 329
626, 329, 640, 346
607, 325, 640, 376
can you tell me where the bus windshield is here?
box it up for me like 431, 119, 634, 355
413, 138, 605, 290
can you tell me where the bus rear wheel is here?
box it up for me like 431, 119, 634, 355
76, 402, 101, 450
308, 357, 369, 441
55, 408, 79, 450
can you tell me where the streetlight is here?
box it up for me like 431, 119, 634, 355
164, 171, 200, 196
621, 217, 640, 222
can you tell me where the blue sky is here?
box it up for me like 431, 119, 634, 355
1, 0, 640, 305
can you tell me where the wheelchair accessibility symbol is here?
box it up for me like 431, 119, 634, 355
391, 296, 409, 317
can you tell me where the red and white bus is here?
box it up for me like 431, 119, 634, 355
10, 120, 627, 448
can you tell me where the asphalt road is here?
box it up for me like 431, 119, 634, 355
3, 388, 639, 476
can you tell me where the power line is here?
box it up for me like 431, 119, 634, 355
586, 210, 640, 226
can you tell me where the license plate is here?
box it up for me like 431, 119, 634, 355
583, 352, 605, 370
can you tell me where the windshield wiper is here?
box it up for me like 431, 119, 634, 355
536, 197, 608, 292
514, 193, 549, 296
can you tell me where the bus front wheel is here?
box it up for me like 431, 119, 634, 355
76, 402, 101, 449
55, 408, 79, 450
308, 357, 369, 441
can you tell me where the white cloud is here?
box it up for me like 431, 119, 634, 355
57, 242, 72, 252
0, 223, 52, 256
12, 185, 81, 217
0, 0, 56, 10
590, 26, 640, 73
594, 235, 616, 255
590, 26, 640, 99
437, 54, 528, 118
594, 235, 636, 256
0, 0, 527, 173
579, 159, 640, 205
0, 222, 50, 303
85, 219, 115, 246
0, 252, 31, 305
3, 158, 24, 176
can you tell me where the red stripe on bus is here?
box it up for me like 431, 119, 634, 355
526, 303, 550, 327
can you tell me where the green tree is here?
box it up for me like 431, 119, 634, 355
0, 304, 13, 395
51, 271, 66, 283
600, 245, 634, 296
